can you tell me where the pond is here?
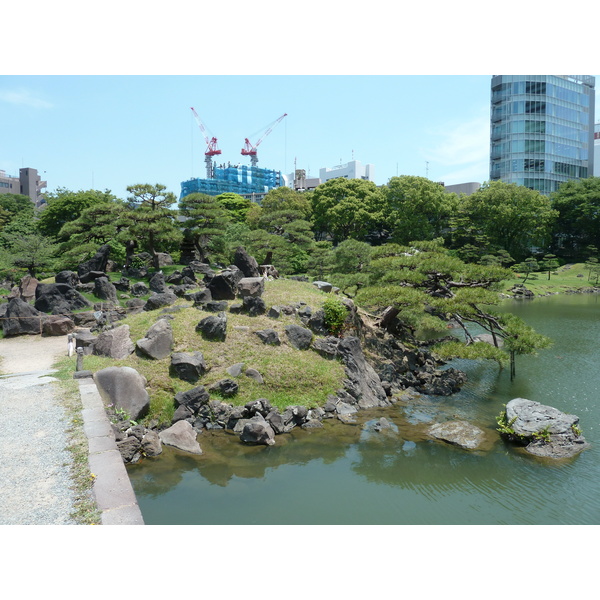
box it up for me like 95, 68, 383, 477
127, 293, 600, 525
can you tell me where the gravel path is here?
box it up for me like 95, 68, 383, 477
0, 335, 78, 525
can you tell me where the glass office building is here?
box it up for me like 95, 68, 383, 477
490, 75, 595, 194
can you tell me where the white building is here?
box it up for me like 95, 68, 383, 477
319, 160, 374, 183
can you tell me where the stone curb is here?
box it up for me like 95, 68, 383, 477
76, 377, 144, 525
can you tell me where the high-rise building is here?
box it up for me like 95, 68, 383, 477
490, 75, 595, 194
0, 167, 47, 206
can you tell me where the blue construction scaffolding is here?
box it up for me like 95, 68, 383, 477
180, 164, 283, 201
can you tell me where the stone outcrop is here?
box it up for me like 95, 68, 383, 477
500, 398, 590, 459
94, 366, 150, 421
34, 283, 92, 315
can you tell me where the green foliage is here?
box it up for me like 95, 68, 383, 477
0, 232, 58, 277
383, 176, 455, 244
215, 192, 252, 223
322, 296, 348, 337
310, 178, 384, 243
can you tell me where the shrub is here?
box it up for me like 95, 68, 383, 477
322, 296, 347, 337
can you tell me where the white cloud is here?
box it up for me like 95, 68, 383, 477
0, 89, 53, 109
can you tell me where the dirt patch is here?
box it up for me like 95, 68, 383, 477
0, 335, 69, 374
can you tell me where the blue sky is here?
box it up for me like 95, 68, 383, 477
0, 75, 499, 197
3, 4, 597, 202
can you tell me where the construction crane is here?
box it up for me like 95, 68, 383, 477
191, 107, 221, 179
241, 113, 287, 167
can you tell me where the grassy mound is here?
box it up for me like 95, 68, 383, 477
55, 278, 346, 424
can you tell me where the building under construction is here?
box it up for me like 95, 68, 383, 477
180, 107, 286, 202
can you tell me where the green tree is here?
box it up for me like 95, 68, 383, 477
216, 192, 252, 223
124, 184, 182, 270
551, 177, 600, 256
179, 192, 230, 262
355, 240, 551, 377
37, 188, 119, 239
310, 178, 384, 243
260, 186, 312, 220
512, 257, 539, 285
383, 176, 455, 244
540, 253, 559, 280
459, 181, 557, 261
1, 232, 58, 277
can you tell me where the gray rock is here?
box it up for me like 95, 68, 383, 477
2, 298, 42, 336
428, 420, 488, 451
131, 282, 149, 297
504, 398, 590, 459
174, 386, 210, 413
170, 351, 208, 383
208, 378, 238, 397
92, 324, 135, 359
34, 282, 92, 315
117, 436, 142, 463
196, 311, 227, 341
237, 277, 265, 298
94, 366, 150, 421
245, 368, 264, 383
144, 291, 177, 311
312, 280, 333, 292
78, 244, 111, 277
136, 318, 174, 360
42, 315, 75, 336
149, 271, 167, 293
233, 246, 261, 277
240, 414, 276, 446
285, 324, 313, 350
226, 362, 245, 377
75, 331, 97, 355
159, 420, 202, 454
94, 276, 118, 304
188, 288, 212, 305
79, 270, 107, 284
54, 271, 79, 288
254, 329, 280, 345
141, 430, 163, 456
207, 270, 239, 300
267, 306, 281, 319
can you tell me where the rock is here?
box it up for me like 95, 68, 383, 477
131, 282, 149, 297
143, 291, 177, 311
188, 288, 212, 305
237, 277, 265, 298
428, 420, 488, 451
267, 306, 281, 319
141, 429, 162, 457
2, 298, 43, 336
307, 309, 328, 335
136, 318, 174, 360
170, 352, 208, 383
94, 277, 118, 304
207, 268, 242, 300
226, 362, 245, 377
149, 271, 167, 293
312, 281, 333, 293
203, 300, 229, 312
233, 246, 261, 277
156, 252, 174, 267
245, 368, 264, 383
503, 398, 590, 459
94, 366, 150, 421
159, 420, 202, 454
79, 270, 107, 284
34, 282, 92, 315
117, 436, 142, 463
474, 333, 504, 348
240, 414, 276, 446
113, 277, 130, 291
75, 331, 97, 355
208, 378, 239, 397
254, 329, 280, 345
42, 315, 75, 336
92, 324, 135, 359
174, 385, 210, 413
196, 311, 227, 341
10, 274, 40, 302
241, 296, 266, 316
78, 244, 111, 277
285, 324, 313, 350
187, 261, 215, 279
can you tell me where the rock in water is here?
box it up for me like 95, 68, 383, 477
428, 420, 489, 451
159, 420, 202, 454
502, 398, 590, 459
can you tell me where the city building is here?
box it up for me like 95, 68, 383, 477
594, 123, 600, 176
0, 167, 47, 205
443, 182, 481, 195
180, 163, 284, 202
319, 160, 375, 184
490, 75, 595, 194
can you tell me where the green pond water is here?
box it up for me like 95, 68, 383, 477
127, 293, 600, 525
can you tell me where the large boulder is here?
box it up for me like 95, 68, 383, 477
55, 270, 80, 288
78, 244, 111, 277
240, 414, 276, 446
233, 246, 261, 277
428, 420, 490, 451
143, 291, 177, 311
159, 420, 202, 454
502, 398, 590, 459
42, 315, 75, 336
34, 283, 92, 314
2, 297, 43, 336
92, 324, 135, 359
136, 318, 174, 360
7, 275, 39, 302
237, 277, 265, 298
94, 366, 150, 421
149, 271, 167, 293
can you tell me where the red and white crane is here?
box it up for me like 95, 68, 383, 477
241, 113, 287, 167
191, 107, 222, 178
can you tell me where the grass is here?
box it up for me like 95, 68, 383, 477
502, 262, 598, 296
57, 277, 346, 425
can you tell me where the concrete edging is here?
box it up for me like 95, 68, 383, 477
77, 377, 144, 525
